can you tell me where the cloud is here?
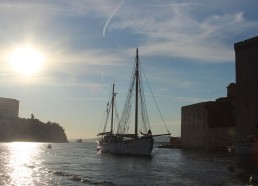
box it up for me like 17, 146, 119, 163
106, 1, 258, 63
1, 0, 258, 88
103, 0, 124, 37
2, 0, 258, 64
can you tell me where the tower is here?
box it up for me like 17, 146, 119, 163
234, 36, 258, 139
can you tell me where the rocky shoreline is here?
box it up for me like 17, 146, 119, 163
0, 118, 68, 142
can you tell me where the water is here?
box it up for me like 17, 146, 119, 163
0, 142, 256, 185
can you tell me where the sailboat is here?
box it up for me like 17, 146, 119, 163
97, 48, 171, 156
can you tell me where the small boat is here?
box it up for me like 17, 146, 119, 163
47, 144, 52, 149
76, 139, 83, 143
97, 48, 171, 156
235, 135, 258, 155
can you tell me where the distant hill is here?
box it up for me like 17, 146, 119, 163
68, 138, 96, 142
0, 118, 68, 142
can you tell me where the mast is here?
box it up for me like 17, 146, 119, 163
111, 84, 115, 135
135, 48, 139, 137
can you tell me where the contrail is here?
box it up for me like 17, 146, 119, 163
103, 0, 124, 37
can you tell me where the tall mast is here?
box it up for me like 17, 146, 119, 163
135, 48, 139, 137
111, 84, 115, 135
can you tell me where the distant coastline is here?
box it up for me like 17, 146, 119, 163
0, 118, 68, 142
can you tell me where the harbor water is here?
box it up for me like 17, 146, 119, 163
0, 142, 257, 185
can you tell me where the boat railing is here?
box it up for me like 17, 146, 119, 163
152, 133, 171, 137
97, 131, 112, 136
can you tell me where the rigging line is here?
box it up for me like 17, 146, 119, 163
103, 87, 114, 132
139, 70, 151, 131
139, 87, 149, 132
98, 108, 107, 133
97, 89, 112, 133
140, 63, 170, 134
103, 100, 112, 133
114, 97, 120, 132
114, 102, 119, 123
117, 61, 136, 134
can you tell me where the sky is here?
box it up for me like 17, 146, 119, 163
0, 0, 258, 139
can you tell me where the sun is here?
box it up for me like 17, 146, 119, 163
8, 47, 44, 76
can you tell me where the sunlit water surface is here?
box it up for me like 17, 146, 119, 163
0, 142, 257, 185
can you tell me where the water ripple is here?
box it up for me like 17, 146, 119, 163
0, 142, 255, 185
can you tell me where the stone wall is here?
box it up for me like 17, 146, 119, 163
181, 100, 235, 150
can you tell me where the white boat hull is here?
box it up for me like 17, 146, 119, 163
97, 136, 154, 156
235, 142, 258, 155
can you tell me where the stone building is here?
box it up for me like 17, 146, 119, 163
181, 36, 258, 149
234, 36, 258, 140
0, 97, 19, 119
181, 84, 236, 149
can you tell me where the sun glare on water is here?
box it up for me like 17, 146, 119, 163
8, 47, 45, 76
6, 142, 44, 185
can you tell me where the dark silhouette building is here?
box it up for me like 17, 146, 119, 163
181, 36, 258, 149
0, 97, 68, 142
181, 84, 236, 149
234, 36, 258, 140
0, 97, 19, 119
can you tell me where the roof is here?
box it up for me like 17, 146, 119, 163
181, 101, 213, 110
234, 36, 258, 50
0, 97, 19, 102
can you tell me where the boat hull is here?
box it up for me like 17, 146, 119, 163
97, 136, 154, 156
